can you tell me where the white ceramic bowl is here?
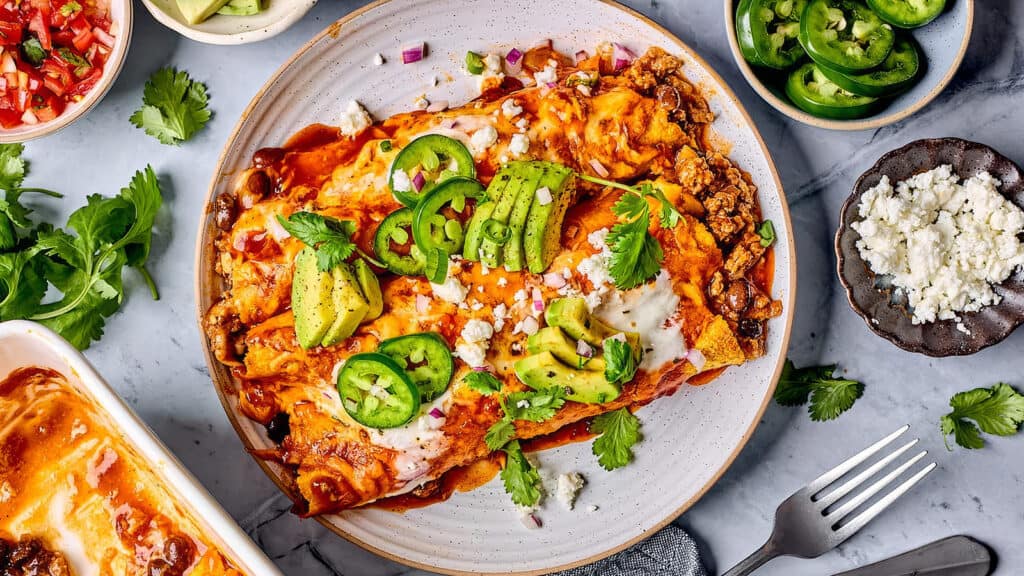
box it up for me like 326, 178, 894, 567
724, 0, 974, 131
0, 0, 132, 143
0, 320, 284, 576
195, 0, 797, 573
141, 0, 317, 45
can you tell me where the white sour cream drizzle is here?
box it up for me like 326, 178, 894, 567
596, 270, 687, 371
367, 390, 453, 484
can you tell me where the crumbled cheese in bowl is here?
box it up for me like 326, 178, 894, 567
851, 165, 1024, 325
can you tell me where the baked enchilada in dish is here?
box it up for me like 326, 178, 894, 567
204, 43, 783, 517
0, 367, 244, 575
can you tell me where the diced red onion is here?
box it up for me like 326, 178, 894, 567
429, 407, 446, 419
532, 287, 544, 312
426, 100, 449, 112
612, 42, 636, 71
575, 50, 590, 64
472, 364, 494, 373
232, 230, 265, 252
402, 42, 425, 64
535, 186, 553, 206
93, 27, 115, 47
545, 81, 557, 89
576, 339, 594, 358
607, 332, 627, 344
416, 294, 430, 313
266, 214, 290, 241
521, 513, 542, 529
505, 48, 523, 74
521, 316, 539, 336
543, 272, 566, 288
412, 171, 426, 191
20, 109, 37, 124
589, 158, 609, 178
686, 348, 707, 372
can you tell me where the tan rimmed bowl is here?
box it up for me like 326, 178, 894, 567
0, 0, 133, 143
194, 0, 796, 573
724, 0, 974, 131
836, 138, 1024, 356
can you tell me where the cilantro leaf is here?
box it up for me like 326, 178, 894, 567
130, 68, 211, 145
940, 383, 1024, 450
464, 370, 502, 395
604, 337, 637, 385
774, 360, 864, 421
21, 37, 46, 67
0, 144, 27, 190
59, 1, 81, 16
757, 220, 776, 247
590, 408, 641, 470
0, 250, 46, 320
642, 183, 682, 229
277, 212, 358, 272
501, 441, 542, 507
502, 387, 567, 422
485, 419, 516, 451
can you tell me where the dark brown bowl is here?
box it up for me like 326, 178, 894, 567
836, 138, 1024, 357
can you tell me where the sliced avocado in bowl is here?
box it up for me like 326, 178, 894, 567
176, 0, 232, 24
291, 247, 336, 350
514, 351, 620, 404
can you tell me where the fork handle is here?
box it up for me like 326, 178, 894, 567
721, 544, 778, 576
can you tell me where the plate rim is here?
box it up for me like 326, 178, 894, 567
722, 0, 975, 132
192, 1, 798, 573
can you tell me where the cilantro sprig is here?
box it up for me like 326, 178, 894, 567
576, 174, 682, 290
0, 145, 164, 349
463, 370, 503, 395
0, 144, 62, 250
603, 337, 637, 385
501, 441, 542, 507
277, 211, 384, 272
774, 360, 864, 421
130, 68, 212, 146
940, 383, 1024, 450
590, 408, 641, 470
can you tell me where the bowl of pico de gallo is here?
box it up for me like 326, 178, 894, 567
0, 0, 131, 142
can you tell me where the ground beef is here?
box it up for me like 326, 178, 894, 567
0, 538, 72, 576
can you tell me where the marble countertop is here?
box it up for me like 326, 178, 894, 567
29, 0, 1023, 574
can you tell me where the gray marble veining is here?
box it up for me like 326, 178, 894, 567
27, 0, 1024, 574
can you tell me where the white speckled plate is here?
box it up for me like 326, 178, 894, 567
195, 1, 796, 573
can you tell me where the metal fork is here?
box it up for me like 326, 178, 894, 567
722, 425, 937, 576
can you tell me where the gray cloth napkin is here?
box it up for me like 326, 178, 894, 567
552, 524, 708, 576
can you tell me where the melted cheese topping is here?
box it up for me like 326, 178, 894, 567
0, 368, 244, 576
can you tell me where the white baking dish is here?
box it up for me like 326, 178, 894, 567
0, 320, 283, 576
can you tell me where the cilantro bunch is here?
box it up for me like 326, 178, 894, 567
0, 145, 163, 349
576, 174, 682, 290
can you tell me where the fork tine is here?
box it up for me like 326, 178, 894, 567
825, 450, 928, 521
834, 462, 937, 541
815, 438, 919, 509
805, 425, 910, 494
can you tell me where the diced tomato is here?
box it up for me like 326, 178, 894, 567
67, 66, 99, 97
0, 21, 22, 46
71, 27, 92, 52
52, 30, 74, 44
32, 90, 63, 122
41, 57, 72, 85
0, 108, 21, 128
27, 9, 52, 50
68, 14, 90, 35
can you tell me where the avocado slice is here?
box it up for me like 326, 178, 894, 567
321, 263, 370, 347
527, 327, 605, 372
545, 297, 642, 357
514, 351, 621, 404
524, 166, 575, 274
462, 201, 494, 262
291, 247, 336, 350
504, 164, 559, 271
217, 0, 260, 15
176, 0, 232, 24
352, 259, 383, 321
479, 162, 544, 269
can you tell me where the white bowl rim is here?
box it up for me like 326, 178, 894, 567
722, 0, 974, 131
192, 0, 798, 573
140, 0, 318, 46
0, 0, 134, 143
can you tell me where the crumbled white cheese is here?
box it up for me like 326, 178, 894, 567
462, 319, 494, 343
497, 277, 509, 288
392, 168, 412, 192
576, 84, 592, 97
516, 399, 531, 409
555, 473, 585, 510
515, 117, 529, 131
513, 288, 528, 302
534, 60, 558, 84
470, 300, 484, 311
431, 275, 469, 304
493, 303, 508, 332
484, 53, 502, 73
372, 52, 384, 66
509, 133, 530, 157
456, 341, 488, 368
576, 228, 614, 306
501, 98, 523, 118
470, 125, 499, 153
851, 166, 1024, 324
339, 100, 372, 137
414, 96, 430, 110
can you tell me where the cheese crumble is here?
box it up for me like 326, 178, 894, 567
851, 165, 1024, 325
339, 100, 372, 137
